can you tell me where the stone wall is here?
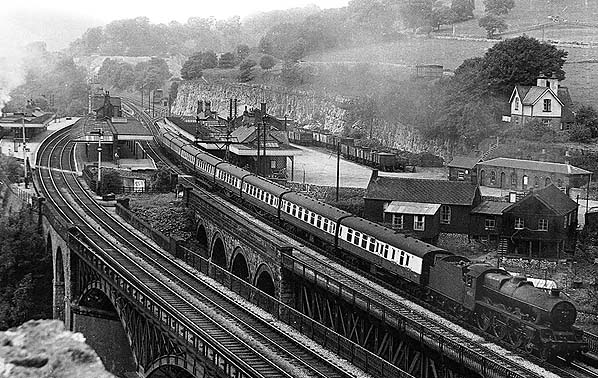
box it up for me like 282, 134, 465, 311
172, 81, 449, 158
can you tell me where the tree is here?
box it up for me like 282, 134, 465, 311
169, 80, 180, 102
479, 15, 507, 38
0, 209, 51, 329
451, 0, 474, 21
569, 124, 593, 143
150, 168, 172, 192
482, 36, 568, 95
259, 55, 276, 71
236, 44, 250, 61
180, 53, 203, 80
575, 105, 598, 138
238, 59, 257, 83
201, 50, 218, 69
430, 5, 457, 31
218, 52, 236, 68
483, 0, 515, 15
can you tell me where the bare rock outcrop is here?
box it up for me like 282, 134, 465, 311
0, 320, 115, 378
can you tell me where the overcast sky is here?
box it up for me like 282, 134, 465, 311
0, 0, 348, 52
5, 0, 349, 24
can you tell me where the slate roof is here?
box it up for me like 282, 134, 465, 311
447, 155, 480, 169
511, 85, 564, 107
504, 184, 577, 216
478, 158, 591, 175
364, 176, 479, 206
471, 201, 512, 215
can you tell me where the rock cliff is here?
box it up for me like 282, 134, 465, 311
172, 81, 448, 158
0, 320, 115, 378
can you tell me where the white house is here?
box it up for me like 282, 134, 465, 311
509, 75, 574, 130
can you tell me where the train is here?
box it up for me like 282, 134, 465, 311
287, 129, 443, 172
156, 125, 587, 360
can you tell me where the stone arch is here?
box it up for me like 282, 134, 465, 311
231, 248, 250, 282
196, 223, 208, 248
255, 264, 275, 297
77, 283, 137, 376
545, 177, 551, 187
210, 235, 227, 269
55, 247, 65, 284
145, 357, 196, 378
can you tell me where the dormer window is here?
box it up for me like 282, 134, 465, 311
515, 97, 519, 110
543, 99, 551, 112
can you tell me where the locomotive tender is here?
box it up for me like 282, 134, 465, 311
157, 126, 586, 360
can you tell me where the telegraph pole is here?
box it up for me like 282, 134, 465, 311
22, 115, 28, 188
336, 141, 340, 202
96, 128, 103, 194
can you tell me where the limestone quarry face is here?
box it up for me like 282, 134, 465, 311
0, 320, 115, 378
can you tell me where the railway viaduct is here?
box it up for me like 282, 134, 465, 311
37, 169, 536, 378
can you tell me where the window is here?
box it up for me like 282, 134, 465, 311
545, 177, 551, 187
534, 176, 539, 187
392, 214, 404, 229
414, 215, 425, 231
515, 217, 524, 230
270, 160, 276, 169
346, 229, 354, 243
542, 119, 550, 126
440, 205, 451, 224
564, 215, 568, 229
515, 97, 519, 110
522, 175, 528, 188
538, 219, 548, 231
511, 173, 517, 186
485, 218, 496, 230
490, 171, 496, 185
543, 99, 551, 112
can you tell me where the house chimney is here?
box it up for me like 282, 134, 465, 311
205, 101, 211, 114
197, 100, 204, 114
565, 150, 570, 165
372, 169, 379, 180
261, 102, 266, 117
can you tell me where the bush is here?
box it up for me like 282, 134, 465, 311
100, 169, 123, 194
569, 124, 593, 143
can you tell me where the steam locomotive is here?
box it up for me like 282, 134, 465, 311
156, 126, 586, 360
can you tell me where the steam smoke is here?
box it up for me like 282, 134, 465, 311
0, 55, 25, 113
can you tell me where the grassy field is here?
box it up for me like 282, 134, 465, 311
304, 0, 598, 106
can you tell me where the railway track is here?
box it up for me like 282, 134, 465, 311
34, 122, 361, 378
122, 98, 597, 378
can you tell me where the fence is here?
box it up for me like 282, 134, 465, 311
115, 202, 413, 378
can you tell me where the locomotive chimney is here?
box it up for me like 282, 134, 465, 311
550, 288, 561, 297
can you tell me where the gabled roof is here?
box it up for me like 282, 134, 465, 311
364, 176, 479, 206
471, 200, 512, 215
448, 155, 480, 169
230, 126, 255, 143
479, 157, 591, 175
510, 85, 563, 107
504, 184, 577, 216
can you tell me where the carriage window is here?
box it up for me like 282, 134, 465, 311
405, 255, 410, 266
291, 205, 297, 217
368, 239, 376, 252
354, 231, 361, 245
323, 219, 329, 231
361, 236, 368, 248
346, 229, 353, 243
298, 207, 304, 219
304, 211, 309, 222
330, 223, 336, 234
383, 245, 389, 259
316, 215, 322, 228
310, 213, 315, 224
399, 251, 405, 265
